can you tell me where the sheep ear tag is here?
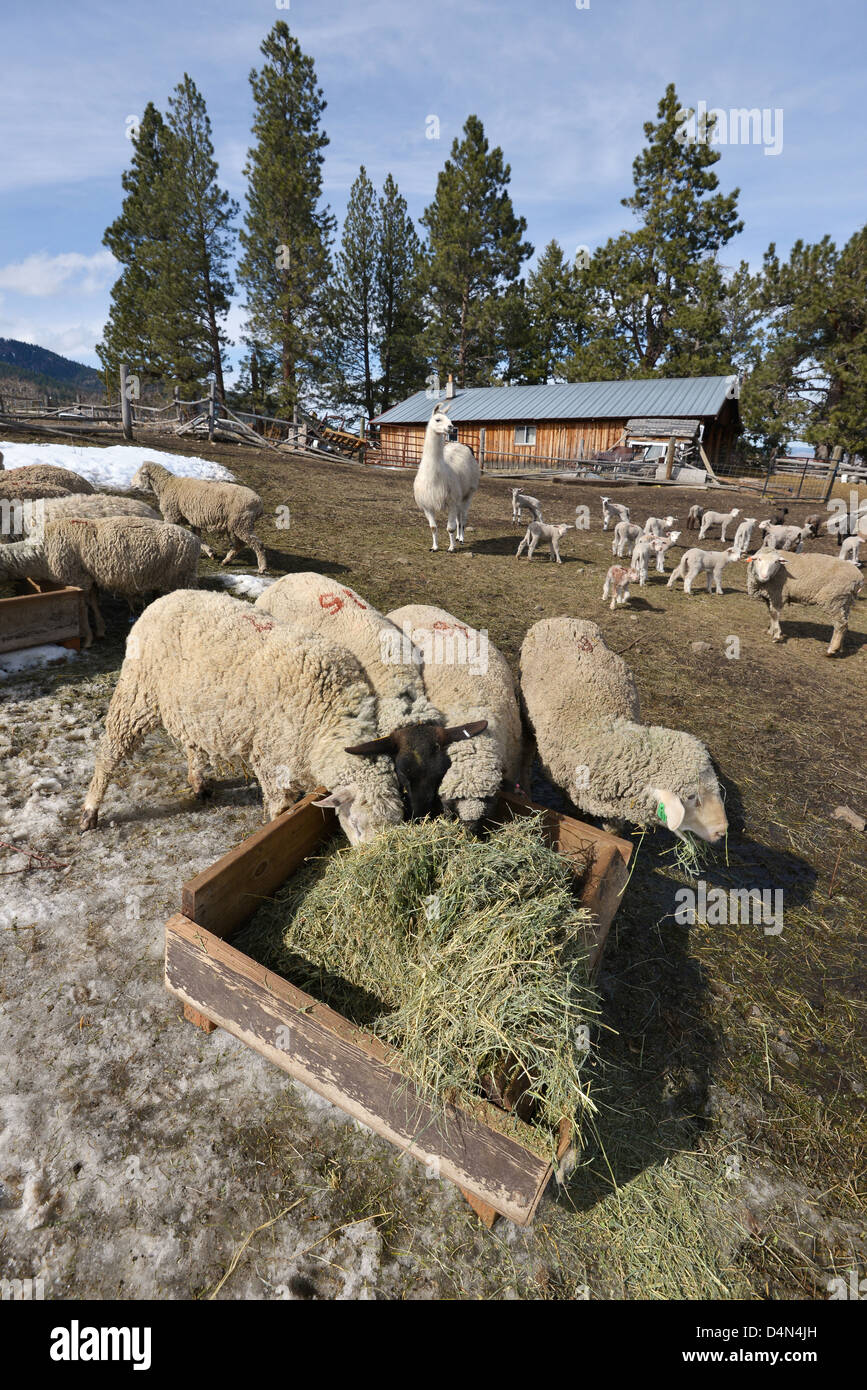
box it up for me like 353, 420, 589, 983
656, 801, 668, 824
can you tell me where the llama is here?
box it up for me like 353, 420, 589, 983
413, 402, 480, 552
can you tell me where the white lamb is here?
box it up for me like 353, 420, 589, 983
603, 564, 639, 609
758, 521, 806, 552
698, 507, 741, 542
79, 590, 405, 842
642, 514, 678, 537
667, 546, 738, 596
612, 520, 642, 557
520, 617, 728, 842
131, 461, 268, 572
510, 488, 543, 524
387, 603, 522, 826
516, 521, 573, 564
632, 532, 682, 582
601, 496, 630, 531
839, 535, 862, 565
730, 517, 758, 559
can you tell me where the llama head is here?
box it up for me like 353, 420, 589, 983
428, 402, 456, 440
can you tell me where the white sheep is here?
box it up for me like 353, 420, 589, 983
386, 603, 522, 826
651, 531, 681, 572
0, 516, 200, 647
0, 462, 94, 495
602, 564, 639, 609
698, 507, 741, 542
758, 521, 806, 552
612, 520, 642, 557
642, 514, 677, 537
79, 590, 406, 842
686, 504, 704, 531
0, 493, 160, 542
730, 517, 758, 560
520, 617, 728, 842
516, 521, 573, 564
601, 495, 630, 531
667, 546, 738, 596
131, 461, 268, 573
839, 535, 862, 565
633, 533, 681, 582
510, 488, 542, 524
747, 548, 863, 656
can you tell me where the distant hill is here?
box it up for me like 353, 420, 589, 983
0, 339, 104, 395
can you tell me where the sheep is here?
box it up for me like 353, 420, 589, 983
0, 516, 200, 647
630, 537, 656, 586
686, 504, 704, 531
510, 488, 542, 524
602, 564, 639, 610
0, 477, 70, 506
519, 617, 728, 842
252, 573, 486, 818
666, 546, 738, 596
770, 505, 789, 526
0, 462, 94, 495
516, 521, 573, 564
803, 513, 822, 539
840, 535, 862, 565
730, 517, 758, 560
386, 603, 522, 826
698, 507, 740, 542
746, 548, 863, 655
131, 461, 268, 572
642, 514, 678, 537
79, 590, 407, 842
758, 521, 805, 552
601, 496, 630, 530
612, 520, 642, 557
650, 531, 681, 573
0, 493, 160, 542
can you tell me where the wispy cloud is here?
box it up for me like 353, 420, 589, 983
0, 251, 116, 298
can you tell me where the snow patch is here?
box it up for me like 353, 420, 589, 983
0, 644, 78, 680
214, 573, 276, 600
0, 442, 235, 490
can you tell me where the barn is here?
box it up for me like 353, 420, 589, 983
370, 375, 741, 473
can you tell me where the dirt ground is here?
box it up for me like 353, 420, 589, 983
1, 430, 864, 1300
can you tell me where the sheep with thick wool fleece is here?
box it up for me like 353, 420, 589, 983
80, 590, 404, 842
698, 507, 740, 541
519, 617, 727, 842
0, 515, 200, 647
0, 459, 94, 494
131, 460, 268, 572
253, 572, 442, 736
746, 548, 863, 655
0, 492, 160, 541
386, 603, 522, 826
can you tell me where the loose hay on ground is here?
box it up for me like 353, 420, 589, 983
235, 814, 600, 1155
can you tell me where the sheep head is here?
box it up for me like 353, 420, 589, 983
343, 719, 488, 821
647, 782, 728, 844
750, 552, 785, 582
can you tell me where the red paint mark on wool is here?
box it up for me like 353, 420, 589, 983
244, 615, 274, 633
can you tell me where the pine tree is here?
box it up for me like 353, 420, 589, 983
420, 115, 532, 387
375, 174, 425, 412
238, 21, 335, 413
327, 166, 378, 418
523, 241, 588, 382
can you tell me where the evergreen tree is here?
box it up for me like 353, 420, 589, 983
327, 166, 378, 418
523, 241, 588, 381
238, 21, 335, 412
375, 174, 425, 411
420, 115, 532, 386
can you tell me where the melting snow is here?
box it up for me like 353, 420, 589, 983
0, 442, 236, 490
0, 644, 78, 680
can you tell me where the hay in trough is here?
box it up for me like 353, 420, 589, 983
235, 813, 601, 1151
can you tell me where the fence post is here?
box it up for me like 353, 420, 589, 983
822, 446, 843, 505
479, 427, 486, 472
663, 435, 676, 480
760, 451, 776, 499
207, 378, 216, 442
119, 365, 133, 441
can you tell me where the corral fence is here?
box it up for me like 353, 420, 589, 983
712, 445, 854, 503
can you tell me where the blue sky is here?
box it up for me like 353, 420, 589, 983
1, 0, 864, 375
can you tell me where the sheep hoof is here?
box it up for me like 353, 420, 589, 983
79, 808, 98, 833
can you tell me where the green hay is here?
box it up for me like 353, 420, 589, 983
235, 814, 601, 1154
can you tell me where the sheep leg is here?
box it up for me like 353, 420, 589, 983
186, 748, 214, 799
766, 602, 784, 641
79, 668, 158, 830
516, 534, 528, 558
552, 538, 562, 564
667, 562, 683, 590
190, 527, 216, 560
826, 621, 846, 656
527, 535, 539, 560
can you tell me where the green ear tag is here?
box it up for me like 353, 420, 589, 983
657, 801, 668, 824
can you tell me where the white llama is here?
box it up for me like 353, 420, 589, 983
413, 402, 480, 552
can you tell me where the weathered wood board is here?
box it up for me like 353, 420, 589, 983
0, 586, 82, 654
165, 788, 633, 1225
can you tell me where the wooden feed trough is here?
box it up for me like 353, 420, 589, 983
164, 788, 633, 1227
0, 582, 83, 655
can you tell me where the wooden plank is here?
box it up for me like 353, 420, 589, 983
183, 1002, 218, 1034
165, 914, 555, 1225
0, 587, 83, 655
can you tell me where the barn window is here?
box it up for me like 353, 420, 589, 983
514, 425, 536, 445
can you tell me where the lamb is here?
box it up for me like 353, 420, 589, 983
601, 496, 630, 531
516, 521, 573, 564
649, 531, 681, 573
0, 493, 160, 542
131, 461, 268, 572
758, 521, 806, 552
698, 507, 740, 542
802, 514, 822, 539
510, 488, 542, 524
413, 402, 479, 551
770, 506, 789, 526
602, 564, 639, 609
0, 516, 200, 647
0, 462, 94, 495
630, 537, 657, 586
746, 548, 863, 655
730, 517, 758, 559
686, 504, 704, 531
79, 590, 406, 842
253, 573, 486, 818
667, 547, 738, 596
642, 514, 677, 537
519, 617, 728, 842
839, 535, 862, 565
612, 520, 642, 557
386, 603, 522, 826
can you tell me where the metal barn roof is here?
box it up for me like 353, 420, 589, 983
372, 377, 734, 425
